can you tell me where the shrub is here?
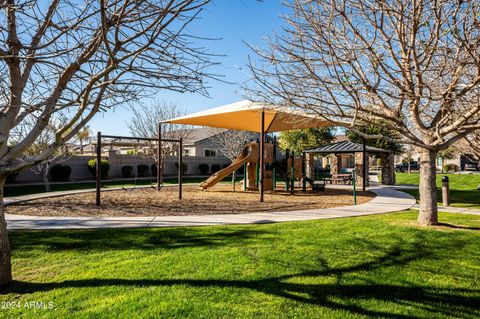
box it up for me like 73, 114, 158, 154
87, 159, 110, 179
50, 164, 72, 182
174, 162, 188, 174
211, 164, 221, 174
137, 164, 150, 177
121, 165, 133, 178
126, 149, 139, 155
198, 163, 209, 175
151, 164, 158, 177
443, 164, 458, 173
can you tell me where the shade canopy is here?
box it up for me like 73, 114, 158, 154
164, 100, 332, 133
305, 140, 390, 154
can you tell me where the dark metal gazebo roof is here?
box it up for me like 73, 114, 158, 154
305, 140, 390, 154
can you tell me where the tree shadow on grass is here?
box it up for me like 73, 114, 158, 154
437, 223, 480, 231
3, 238, 479, 319
4, 279, 478, 319
9, 227, 270, 252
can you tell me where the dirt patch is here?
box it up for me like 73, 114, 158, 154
6, 185, 375, 217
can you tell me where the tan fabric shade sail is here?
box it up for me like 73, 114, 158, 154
164, 100, 332, 132
164, 99, 334, 203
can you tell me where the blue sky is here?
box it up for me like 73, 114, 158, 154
89, 0, 287, 135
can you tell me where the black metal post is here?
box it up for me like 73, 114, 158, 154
178, 137, 183, 200
290, 151, 295, 195
362, 138, 367, 192
259, 110, 265, 202
442, 176, 450, 206
96, 131, 101, 206
157, 122, 162, 190
302, 152, 306, 193
285, 149, 290, 191
273, 136, 277, 190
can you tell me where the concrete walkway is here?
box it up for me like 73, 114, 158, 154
4, 186, 416, 230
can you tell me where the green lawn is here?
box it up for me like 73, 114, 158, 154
1, 211, 479, 318
396, 173, 480, 209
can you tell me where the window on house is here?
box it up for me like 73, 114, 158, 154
204, 149, 217, 157
183, 148, 191, 156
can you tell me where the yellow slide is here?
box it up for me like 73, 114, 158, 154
199, 142, 258, 190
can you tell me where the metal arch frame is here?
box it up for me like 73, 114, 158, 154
95, 128, 183, 206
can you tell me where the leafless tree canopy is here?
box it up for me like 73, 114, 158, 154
248, 0, 480, 150
209, 129, 257, 161
127, 100, 192, 162
247, 0, 480, 225
463, 132, 480, 160
0, 0, 215, 176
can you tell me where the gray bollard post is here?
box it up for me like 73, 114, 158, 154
442, 176, 450, 207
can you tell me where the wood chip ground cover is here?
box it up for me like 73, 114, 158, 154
6, 185, 375, 217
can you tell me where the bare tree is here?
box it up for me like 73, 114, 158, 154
209, 128, 257, 186
0, 0, 215, 285
127, 100, 192, 181
247, 0, 480, 226
465, 132, 480, 160
209, 129, 257, 162
19, 117, 75, 192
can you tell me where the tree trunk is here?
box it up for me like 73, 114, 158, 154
408, 162, 411, 174
80, 139, 83, 155
418, 149, 439, 226
0, 177, 12, 285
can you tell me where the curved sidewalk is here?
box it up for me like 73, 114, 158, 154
4, 187, 416, 230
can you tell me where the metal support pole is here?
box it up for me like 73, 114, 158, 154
273, 136, 277, 190
259, 110, 265, 202
352, 170, 357, 205
291, 151, 295, 195
243, 162, 247, 191
157, 122, 162, 190
285, 149, 290, 191
302, 152, 306, 193
233, 170, 236, 192
178, 137, 183, 200
362, 138, 367, 192
96, 131, 102, 206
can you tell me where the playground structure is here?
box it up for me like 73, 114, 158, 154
199, 141, 275, 191
199, 139, 324, 194
94, 131, 183, 206
165, 100, 332, 202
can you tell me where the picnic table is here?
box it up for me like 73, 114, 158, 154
331, 173, 353, 185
